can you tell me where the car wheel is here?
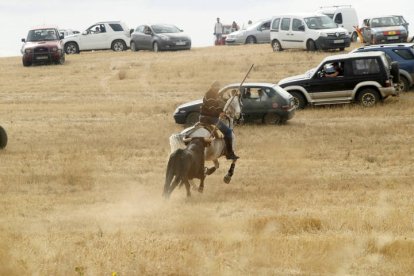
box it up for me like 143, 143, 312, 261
130, 41, 139, 52
351, 32, 358, 42
245, 36, 256, 44
395, 75, 409, 93
153, 42, 160, 52
290, 91, 306, 109
272, 40, 283, 52
22, 59, 32, 67
263, 113, 282, 125
65, 42, 79, 54
0, 126, 7, 149
185, 112, 199, 127
358, 88, 379, 107
306, 40, 317, 51
112, 40, 126, 52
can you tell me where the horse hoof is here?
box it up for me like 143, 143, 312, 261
223, 175, 231, 184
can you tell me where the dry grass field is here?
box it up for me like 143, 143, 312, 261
1, 44, 414, 275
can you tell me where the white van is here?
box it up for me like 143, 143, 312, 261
317, 6, 359, 42
270, 13, 351, 52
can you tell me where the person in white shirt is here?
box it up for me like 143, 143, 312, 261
214, 17, 223, 44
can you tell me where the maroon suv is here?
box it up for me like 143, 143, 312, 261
21, 27, 65, 66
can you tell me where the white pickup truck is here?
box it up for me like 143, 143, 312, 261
63, 21, 131, 54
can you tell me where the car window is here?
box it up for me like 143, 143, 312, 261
109, 24, 124, 32
292, 19, 303, 31
281, 18, 291, 31
260, 21, 271, 30
220, 88, 238, 100
27, 29, 58, 42
304, 16, 337, 29
371, 17, 398, 28
272, 18, 280, 30
352, 58, 380, 75
393, 49, 414, 60
136, 26, 144, 33
242, 88, 268, 101
334, 13, 343, 24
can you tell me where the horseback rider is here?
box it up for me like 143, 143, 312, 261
199, 82, 239, 160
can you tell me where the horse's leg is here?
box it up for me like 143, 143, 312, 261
223, 160, 237, 184
205, 159, 219, 175
168, 177, 181, 196
184, 180, 191, 197
189, 179, 198, 190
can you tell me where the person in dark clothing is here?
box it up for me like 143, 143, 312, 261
199, 82, 239, 160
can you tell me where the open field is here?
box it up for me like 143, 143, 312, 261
1, 44, 414, 275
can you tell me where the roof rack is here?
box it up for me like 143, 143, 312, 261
319, 5, 353, 9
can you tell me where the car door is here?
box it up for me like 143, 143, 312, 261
240, 86, 269, 121
132, 25, 146, 49
289, 18, 306, 49
255, 20, 271, 43
304, 61, 351, 102
279, 17, 292, 48
79, 24, 109, 50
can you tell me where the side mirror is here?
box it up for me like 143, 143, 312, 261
82, 31, 88, 35
21, 38, 26, 42
317, 71, 325, 78
59, 35, 64, 40
180, 29, 184, 32
298, 25, 305, 31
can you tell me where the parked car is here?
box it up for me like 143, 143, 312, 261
361, 16, 408, 44
0, 125, 7, 149
270, 13, 351, 52
352, 43, 414, 92
130, 24, 191, 52
62, 21, 131, 54
278, 51, 399, 109
173, 83, 296, 126
317, 5, 359, 42
21, 27, 65, 66
225, 19, 271, 45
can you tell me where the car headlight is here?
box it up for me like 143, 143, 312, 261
319, 32, 328, 37
159, 35, 170, 41
25, 49, 32, 54
51, 47, 58, 52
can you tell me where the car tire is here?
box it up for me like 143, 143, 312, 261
245, 36, 256, 44
153, 42, 160, 52
306, 40, 317, 51
272, 40, 283, 52
290, 91, 306, 109
130, 41, 138, 52
263, 113, 282, 125
64, 42, 79, 55
22, 59, 32, 67
185, 112, 199, 127
0, 126, 7, 149
351, 32, 358, 42
112, 40, 127, 52
358, 88, 379, 107
396, 75, 409, 93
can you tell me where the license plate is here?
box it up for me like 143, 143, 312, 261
387, 36, 398, 40
175, 41, 186, 46
334, 39, 344, 44
36, 56, 48, 60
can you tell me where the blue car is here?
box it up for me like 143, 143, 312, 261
352, 43, 414, 92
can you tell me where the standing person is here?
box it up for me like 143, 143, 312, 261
199, 82, 239, 160
214, 17, 224, 45
231, 21, 239, 32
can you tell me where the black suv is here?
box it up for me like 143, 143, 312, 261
278, 52, 399, 108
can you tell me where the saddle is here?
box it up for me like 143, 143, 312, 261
189, 122, 224, 139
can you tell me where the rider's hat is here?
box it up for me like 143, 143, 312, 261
205, 81, 220, 99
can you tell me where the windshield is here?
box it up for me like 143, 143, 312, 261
371, 17, 398, 27
151, 24, 181, 34
304, 16, 337, 29
27, 28, 58, 42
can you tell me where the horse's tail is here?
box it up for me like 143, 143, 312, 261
169, 133, 186, 154
164, 150, 180, 198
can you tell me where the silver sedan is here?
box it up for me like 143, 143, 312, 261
225, 19, 271, 45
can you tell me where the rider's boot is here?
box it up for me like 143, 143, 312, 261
224, 136, 239, 160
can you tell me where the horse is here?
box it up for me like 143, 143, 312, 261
169, 94, 242, 192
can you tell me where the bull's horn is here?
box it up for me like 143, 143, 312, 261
183, 137, 192, 143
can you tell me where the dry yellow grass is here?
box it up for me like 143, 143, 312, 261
0, 44, 414, 275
